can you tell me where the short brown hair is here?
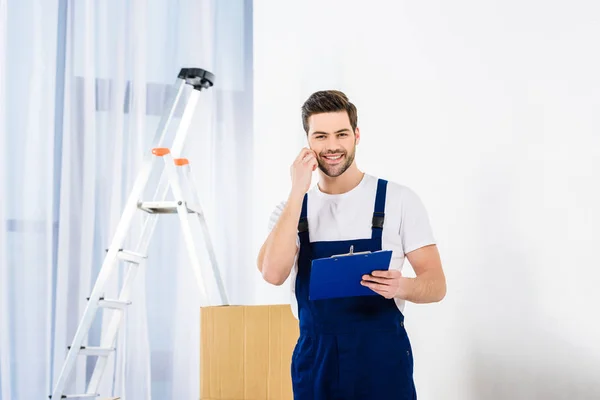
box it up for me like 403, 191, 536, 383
301, 90, 358, 134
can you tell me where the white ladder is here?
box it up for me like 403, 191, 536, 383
50, 68, 229, 399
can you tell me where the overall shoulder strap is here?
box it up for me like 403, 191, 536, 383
298, 193, 309, 244
371, 179, 388, 239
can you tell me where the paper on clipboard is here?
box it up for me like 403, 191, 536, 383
309, 246, 392, 300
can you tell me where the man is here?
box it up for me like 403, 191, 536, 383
257, 90, 446, 399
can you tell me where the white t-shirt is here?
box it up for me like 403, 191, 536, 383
267, 173, 436, 319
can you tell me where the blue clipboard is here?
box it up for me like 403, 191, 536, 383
309, 247, 392, 300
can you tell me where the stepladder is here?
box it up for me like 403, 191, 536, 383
50, 68, 229, 399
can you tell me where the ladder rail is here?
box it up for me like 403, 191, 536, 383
170, 88, 200, 157
150, 78, 187, 149
181, 164, 229, 305
163, 153, 211, 305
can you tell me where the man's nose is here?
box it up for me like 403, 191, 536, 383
326, 135, 341, 147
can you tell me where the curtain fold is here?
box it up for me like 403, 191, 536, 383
0, 2, 11, 400
1, 0, 254, 399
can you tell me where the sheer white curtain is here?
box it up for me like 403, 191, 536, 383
0, 0, 254, 399
0, 1, 10, 400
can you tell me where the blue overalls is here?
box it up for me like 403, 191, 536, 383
291, 179, 417, 400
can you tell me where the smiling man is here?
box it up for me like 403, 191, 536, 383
257, 90, 446, 400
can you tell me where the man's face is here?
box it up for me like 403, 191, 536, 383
307, 111, 360, 178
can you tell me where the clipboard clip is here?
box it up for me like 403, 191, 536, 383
330, 245, 371, 258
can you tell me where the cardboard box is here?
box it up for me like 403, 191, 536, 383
200, 304, 299, 400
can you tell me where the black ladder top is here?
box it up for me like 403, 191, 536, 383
178, 67, 215, 90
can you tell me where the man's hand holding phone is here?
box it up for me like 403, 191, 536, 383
290, 148, 318, 198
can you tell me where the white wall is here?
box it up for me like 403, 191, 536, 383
252, 1, 600, 398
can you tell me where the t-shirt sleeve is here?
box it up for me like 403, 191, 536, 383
268, 201, 300, 248
268, 201, 285, 231
399, 188, 436, 254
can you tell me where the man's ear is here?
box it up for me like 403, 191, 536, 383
355, 127, 361, 145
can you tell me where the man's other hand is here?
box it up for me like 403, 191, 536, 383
361, 270, 404, 299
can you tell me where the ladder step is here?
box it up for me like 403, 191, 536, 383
98, 298, 131, 309
138, 201, 201, 214
67, 346, 115, 357
117, 249, 147, 264
86, 296, 131, 309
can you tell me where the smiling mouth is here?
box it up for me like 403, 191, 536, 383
322, 154, 344, 164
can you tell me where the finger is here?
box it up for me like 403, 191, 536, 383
361, 280, 388, 291
302, 152, 315, 163
303, 156, 318, 170
295, 148, 313, 163
361, 275, 392, 285
303, 149, 318, 162
370, 270, 401, 278
361, 281, 394, 298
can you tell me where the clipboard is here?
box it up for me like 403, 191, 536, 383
309, 246, 393, 300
